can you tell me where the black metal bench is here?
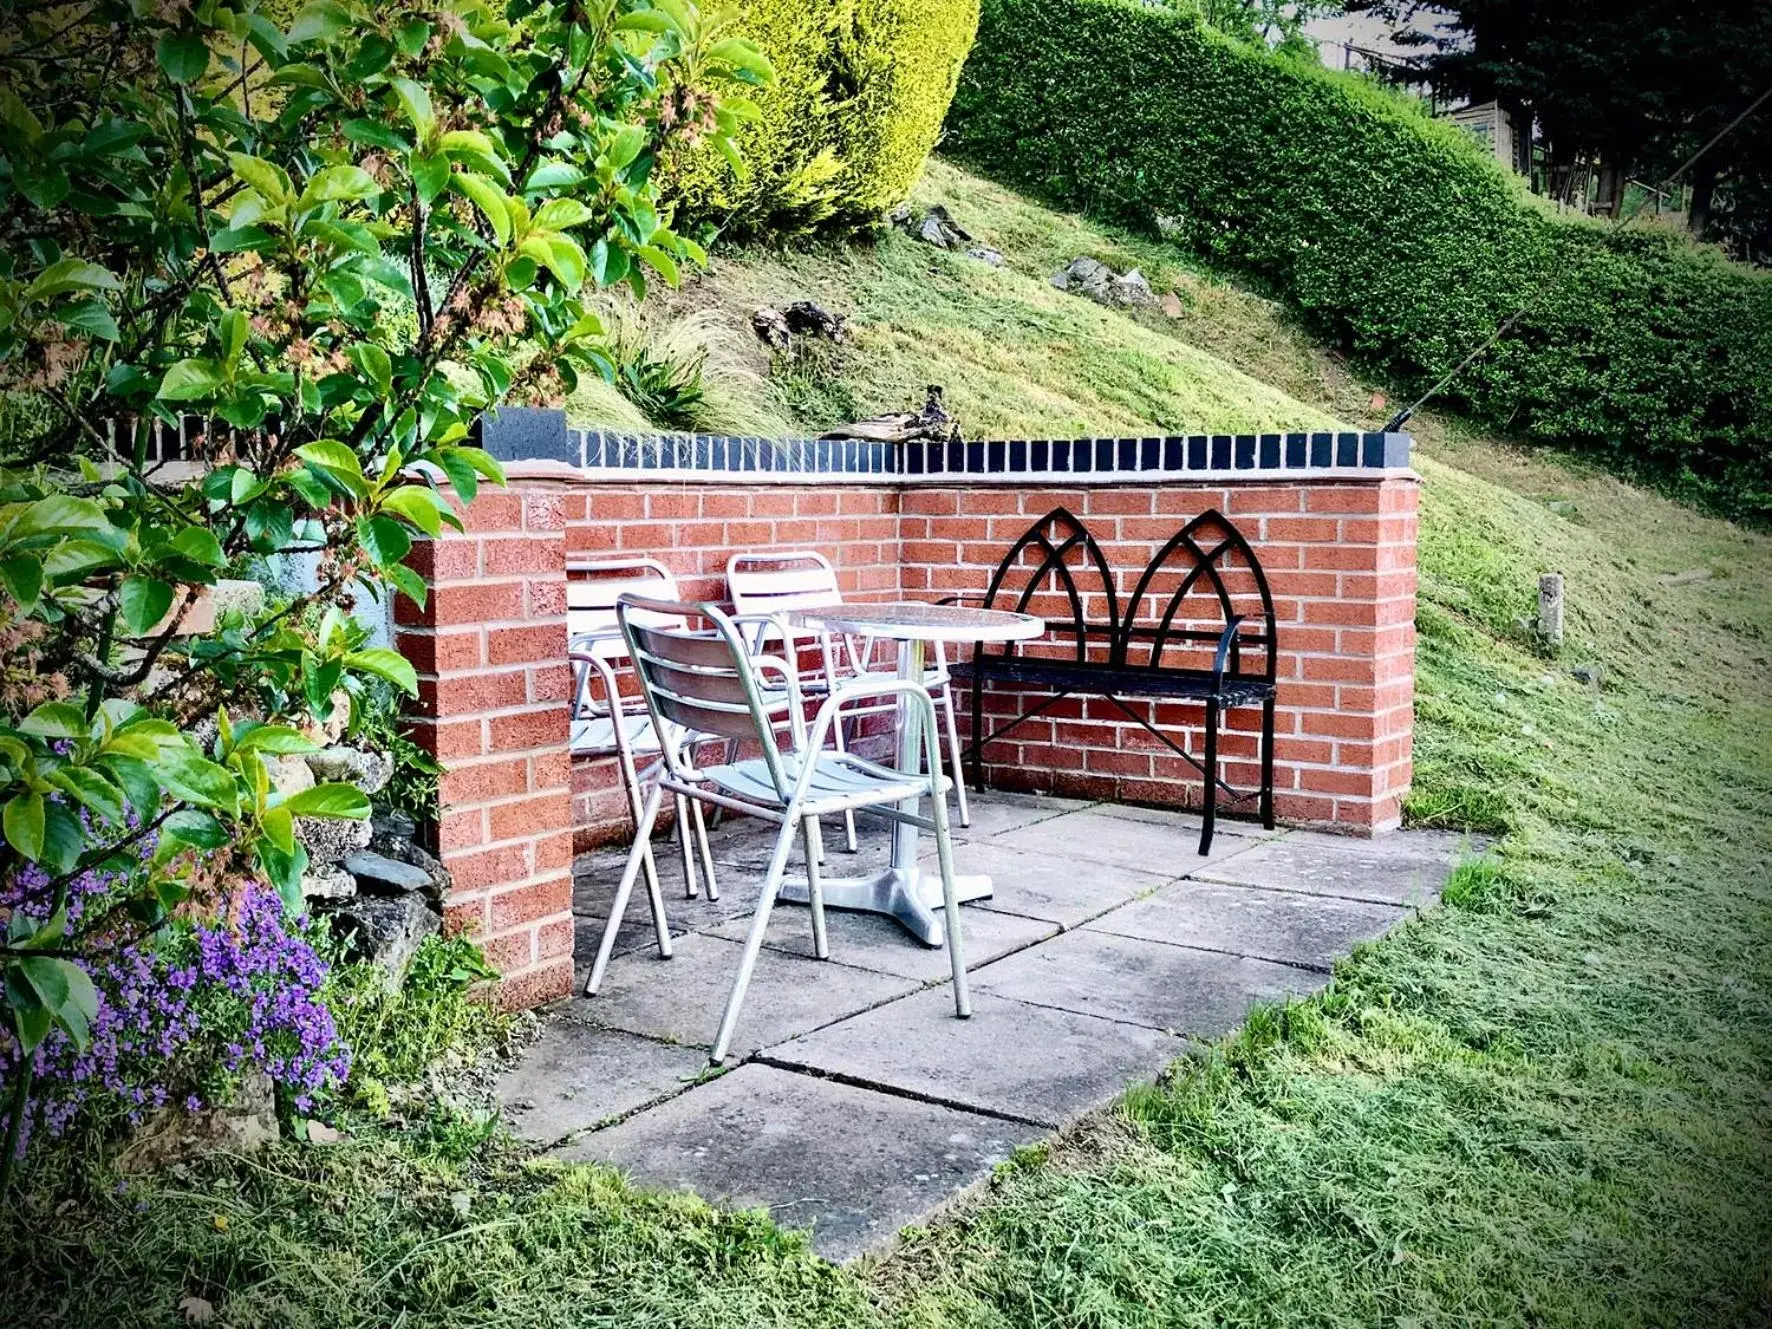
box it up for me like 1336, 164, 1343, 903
948, 506, 1278, 853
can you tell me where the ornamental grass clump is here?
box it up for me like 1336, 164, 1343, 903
0, 0, 771, 1187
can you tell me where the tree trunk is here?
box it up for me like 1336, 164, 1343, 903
1689, 162, 1718, 240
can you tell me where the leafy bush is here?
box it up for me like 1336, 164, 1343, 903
0, 0, 765, 1182
948, 0, 1772, 519
347, 678, 441, 823
668, 0, 981, 232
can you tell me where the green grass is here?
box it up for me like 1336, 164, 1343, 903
6, 163, 1772, 1327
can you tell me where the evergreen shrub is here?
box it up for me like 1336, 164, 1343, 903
948, 0, 1772, 518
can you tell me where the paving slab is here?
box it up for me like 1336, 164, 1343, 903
497, 1022, 709, 1146
952, 790, 1096, 840
991, 806, 1266, 877
1087, 879, 1410, 972
571, 930, 917, 1058
951, 839, 1174, 928
554, 1063, 1042, 1262
972, 928, 1323, 1036
763, 989, 1184, 1128
706, 901, 1059, 983
572, 860, 756, 935
1088, 800, 1275, 839
1191, 829, 1472, 905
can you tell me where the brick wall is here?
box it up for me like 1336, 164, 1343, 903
400, 464, 1418, 1008
898, 480, 1418, 831
396, 488, 576, 1010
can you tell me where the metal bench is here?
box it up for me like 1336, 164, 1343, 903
949, 506, 1278, 853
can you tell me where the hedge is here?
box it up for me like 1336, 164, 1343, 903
947, 0, 1772, 518
667, 0, 980, 234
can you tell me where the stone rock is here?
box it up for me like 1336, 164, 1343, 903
1052, 256, 1111, 301
965, 245, 1006, 267
114, 1071, 278, 1173
750, 306, 791, 352
344, 849, 435, 895
296, 812, 373, 865
1110, 268, 1157, 308
898, 202, 973, 251
304, 746, 392, 795
1160, 290, 1185, 318
301, 688, 353, 747
1155, 212, 1184, 237
266, 753, 315, 799
319, 892, 440, 985
1570, 663, 1606, 687
373, 808, 418, 843
782, 300, 847, 341
367, 822, 451, 904
300, 863, 357, 900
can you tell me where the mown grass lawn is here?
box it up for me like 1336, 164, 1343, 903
4, 174, 1771, 1327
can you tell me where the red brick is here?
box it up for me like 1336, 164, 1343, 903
405, 538, 480, 582
488, 624, 567, 666
496, 958, 572, 1010
448, 842, 533, 892
484, 537, 563, 575
488, 791, 572, 843
480, 928, 536, 974
427, 669, 528, 714
528, 579, 567, 617
439, 757, 529, 805
423, 580, 525, 628
458, 492, 525, 532
588, 491, 646, 521
489, 875, 572, 932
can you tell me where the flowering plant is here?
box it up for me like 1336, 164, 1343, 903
0, 0, 768, 1182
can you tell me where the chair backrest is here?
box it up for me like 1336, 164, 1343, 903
568, 558, 678, 659
727, 550, 844, 621
617, 594, 794, 798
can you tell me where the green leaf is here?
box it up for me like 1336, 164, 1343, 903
119, 576, 175, 635
411, 150, 451, 206
589, 237, 628, 288
59, 297, 121, 342
281, 782, 370, 818
379, 485, 448, 537
233, 724, 319, 756
162, 807, 229, 849
0, 554, 42, 606
209, 224, 277, 254
219, 308, 248, 366
532, 198, 596, 230
25, 258, 121, 301
357, 514, 412, 568
347, 342, 393, 396
451, 174, 511, 245
170, 527, 225, 567
388, 77, 435, 141
295, 440, 370, 498
227, 153, 295, 206
157, 30, 211, 84
524, 161, 584, 192
4, 791, 45, 860
297, 164, 380, 211
157, 357, 226, 401
432, 448, 480, 506
261, 804, 296, 855
604, 125, 647, 172
47, 766, 125, 826
635, 244, 680, 288
518, 232, 586, 291
395, 17, 431, 57
20, 701, 89, 738
708, 37, 773, 82
383, 561, 428, 608
159, 746, 239, 811
258, 836, 309, 916
342, 118, 409, 152
344, 647, 418, 696
19, 956, 98, 1050
287, 0, 351, 46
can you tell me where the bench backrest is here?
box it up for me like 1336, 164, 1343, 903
978, 506, 1276, 683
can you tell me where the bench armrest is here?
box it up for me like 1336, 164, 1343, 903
1209, 615, 1249, 693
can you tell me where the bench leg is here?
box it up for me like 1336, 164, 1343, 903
1260, 695, 1277, 831
1199, 698, 1220, 856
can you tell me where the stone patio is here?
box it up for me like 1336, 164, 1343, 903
497, 792, 1476, 1261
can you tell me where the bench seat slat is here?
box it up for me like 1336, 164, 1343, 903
951, 656, 1274, 707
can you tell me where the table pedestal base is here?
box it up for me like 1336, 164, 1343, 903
778, 868, 993, 948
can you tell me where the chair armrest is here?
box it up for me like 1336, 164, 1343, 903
936, 593, 990, 607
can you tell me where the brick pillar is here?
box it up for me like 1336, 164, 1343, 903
395, 488, 576, 1010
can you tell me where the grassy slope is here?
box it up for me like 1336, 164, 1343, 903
6, 164, 1772, 1328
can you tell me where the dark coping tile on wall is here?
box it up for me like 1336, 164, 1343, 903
1116, 438, 1137, 470
1285, 432, 1308, 468
1097, 438, 1117, 471
1310, 431, 1334, 467
1336, 432, 1362, 467
476, 406, 576, 463
1140, 437, 1161, 470
986, 440, 1007, 471
1259, 433, 1282, 469
1008, 439, 1027, 471
1050, 439, 1072, 471
1210, 434, 1233, 469
1188, 435, 1209, 470
1233, 435, 1257, 469
1163, 436, 1186, 471
1032, 439, 1050, 471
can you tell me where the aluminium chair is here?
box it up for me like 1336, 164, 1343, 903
583, 594, 971, 1064
726, 550, 973, 831
567, 558, 717, 910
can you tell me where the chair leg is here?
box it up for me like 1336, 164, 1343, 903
614, 743, 667, 917
939, 686, 971, 829
674, 794, 700, 899
690, 799, 719, 901
926, 732, 971, 1019
1200, 699, 1220, 856
827, 715, 860, 853
1260, 695, 1277, 831
802, 815, 829, 960
711, 808, 803, 1065
586, 783, 669, 997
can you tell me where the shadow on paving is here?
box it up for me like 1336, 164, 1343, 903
499, 791, 1480, 1262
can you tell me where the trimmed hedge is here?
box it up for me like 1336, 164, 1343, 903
947, 0, 1772, 518
668, 0, 980, 233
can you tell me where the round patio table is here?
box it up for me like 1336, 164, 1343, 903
775, 601, 1044, 947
